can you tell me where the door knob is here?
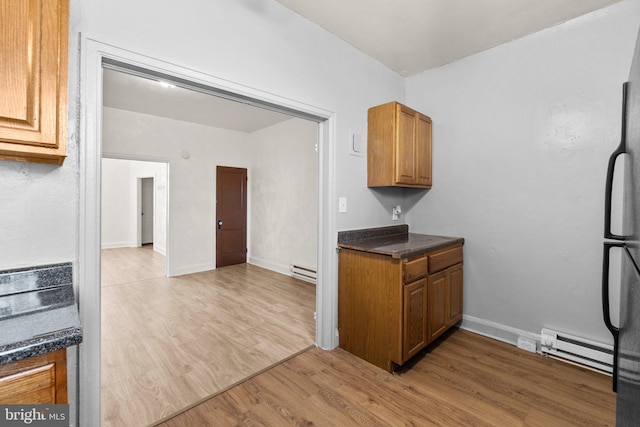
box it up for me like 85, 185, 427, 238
218, 220, 223, 229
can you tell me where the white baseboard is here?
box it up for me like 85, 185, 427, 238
168, 262, 215, 277
248, 256, 290, 277
101, 241, 135, 249
154, 245, 166, 256
169, 258, 292, 278
460, 315, 540, 347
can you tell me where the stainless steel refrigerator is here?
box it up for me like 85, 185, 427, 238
603, 27, 640, 426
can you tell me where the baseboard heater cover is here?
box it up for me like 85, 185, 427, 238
541, 328, 613, 374
290, 264, 316, 284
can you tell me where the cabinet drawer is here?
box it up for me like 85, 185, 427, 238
0, 364, 56, 404
428, 246, 463, 273
403, 256, 428, 283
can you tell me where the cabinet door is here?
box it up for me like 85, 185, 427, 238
448, 263, 463, 325
416, 114, 432, 187
0, 349, 67, 404
0, 0, 68, 165
403, 278, 427, 361
395, 105, 417, 185
427, 270, 447, 342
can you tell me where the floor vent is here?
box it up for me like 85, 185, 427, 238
290, 264, 316, 284
541, 328, 613, 373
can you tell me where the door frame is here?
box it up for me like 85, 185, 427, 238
79, 37, 337, 426
137, 176, 154, 247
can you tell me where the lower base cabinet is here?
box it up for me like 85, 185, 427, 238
428, 263, 463, 342
403, 277, 428, 361
339, 244, 463, 372
0, 349, 67, 404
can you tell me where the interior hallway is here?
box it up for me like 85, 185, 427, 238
101, 246, 316, 426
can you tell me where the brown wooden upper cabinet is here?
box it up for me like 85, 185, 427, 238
367, 101, 432, 188
0, 0, 69, 165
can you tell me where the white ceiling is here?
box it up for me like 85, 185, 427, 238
276, 0, 621, 77
102, 69, 295, 133
103, 0, 621, 130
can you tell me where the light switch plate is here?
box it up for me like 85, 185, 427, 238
339, 197, 347, 213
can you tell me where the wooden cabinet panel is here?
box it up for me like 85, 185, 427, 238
338, 244, 463, 372
0, 0, 69, 165
403, 255, 427, 283
367, 101, 432, 188
428, 245, 463, 273
428, 262, 464, 343
416, 114, 432, 187
0, 364, 56, 404
338, 249, 403, 371
0, 349, 67, 404
448, 263, 464, 325
395, 106, 417, 185
403, 278, 427, 361
427, 270, 448, 342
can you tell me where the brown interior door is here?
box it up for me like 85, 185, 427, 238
216, 166, 247, 268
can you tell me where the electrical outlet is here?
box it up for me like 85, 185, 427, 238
517, 336, 537, 353
392, 205, 402, 220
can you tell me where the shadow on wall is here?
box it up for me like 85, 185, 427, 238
369, 186, 429, 221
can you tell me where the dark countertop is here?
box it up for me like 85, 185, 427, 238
338, 225, 463, 259
0, 262, 83, 365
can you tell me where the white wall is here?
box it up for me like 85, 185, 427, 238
405, 0, 640, 345
101, 158, 168, 254
102, 107, 252, 276
103, 109, 319, 277
248, 118, 318, 274
5, 0, 632, 423
101, 159, 131, 248
77, 0, 405, 232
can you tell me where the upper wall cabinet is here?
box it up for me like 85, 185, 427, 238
0, 0, 69, 165
367, 101, 432, 188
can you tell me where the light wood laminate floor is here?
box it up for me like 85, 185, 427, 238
159, 329, 616, 426
101, 246, 316, 427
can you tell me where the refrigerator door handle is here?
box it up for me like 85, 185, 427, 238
602, 241, 622, 392
604, 82, 629, 241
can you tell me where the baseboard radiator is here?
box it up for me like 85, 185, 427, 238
290, 264, 316, 284
541, 328, 613, 373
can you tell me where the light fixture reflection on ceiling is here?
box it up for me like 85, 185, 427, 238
157, 81, 175, 89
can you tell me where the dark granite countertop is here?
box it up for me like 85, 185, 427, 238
338, 225, 464, 259
0, 262, 83, 365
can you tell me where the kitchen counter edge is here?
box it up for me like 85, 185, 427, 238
337, 226, 464, 259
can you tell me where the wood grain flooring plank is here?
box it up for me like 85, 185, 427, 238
101, 246, 316, 427
159, 329, 615, 427
426, 338, 614, 426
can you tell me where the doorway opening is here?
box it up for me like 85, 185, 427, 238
80, 39, 335, 427
139, 177, 154, 246
99, 65, 320, 425
101, 157, 169, 270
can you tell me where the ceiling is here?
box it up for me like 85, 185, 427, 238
103, 0, 622, 130
102, 69, 295, 133
275, 0, 621, 77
